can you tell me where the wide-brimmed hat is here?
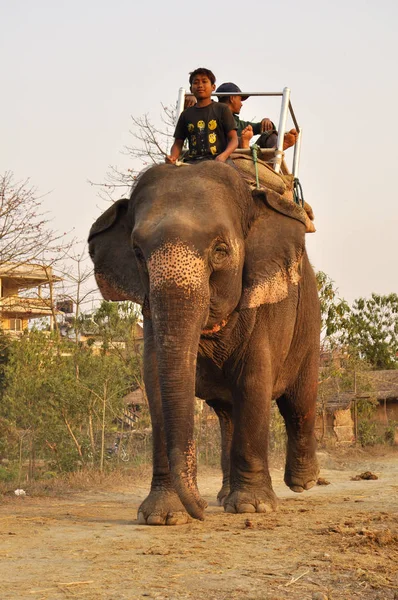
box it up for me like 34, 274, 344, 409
215, 82, 249, 101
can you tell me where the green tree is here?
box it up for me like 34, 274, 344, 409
92, 300, 140, 340
0, 325, 142, 475
0, 331, 12, 399
1, 331, 62, 477
316, 271, 349, 349
77, 300, 143, 388
342, 293, 398, 370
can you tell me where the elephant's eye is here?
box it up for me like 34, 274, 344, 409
213, 243, 229, 262
134, 247, 145, 261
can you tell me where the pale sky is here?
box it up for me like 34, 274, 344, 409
1, 0, 397, 304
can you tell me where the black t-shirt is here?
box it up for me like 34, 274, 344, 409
174, 102, 237, 160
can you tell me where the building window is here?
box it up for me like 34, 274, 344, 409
9, 318, 22, 332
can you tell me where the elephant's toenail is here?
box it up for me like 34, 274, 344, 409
257, 503, 273, 513
137, 512, 146, 524
237, 503, 256, 513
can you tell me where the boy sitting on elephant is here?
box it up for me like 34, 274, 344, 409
216, 82, 298, 150
166, 68, 238, 164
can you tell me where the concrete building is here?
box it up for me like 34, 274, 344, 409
0, 262, 61, 335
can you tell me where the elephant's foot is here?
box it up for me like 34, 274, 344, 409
284, 453, 319, 493
217, 483, 230, 506
186, 481, 208, 511
137, 490, 191, 526
224, 486, 279, 514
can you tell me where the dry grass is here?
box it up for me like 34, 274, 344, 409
0, 463, 152, 499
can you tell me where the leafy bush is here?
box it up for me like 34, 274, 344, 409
269, 406, 287, 452
0, 463, 19, 482
357, 421, 384, 446
385, 421, 398, 445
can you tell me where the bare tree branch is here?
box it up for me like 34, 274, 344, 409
88, 104, 177, 202
0, 172, 72, 270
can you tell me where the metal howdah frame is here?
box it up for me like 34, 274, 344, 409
175, 87, 301, 177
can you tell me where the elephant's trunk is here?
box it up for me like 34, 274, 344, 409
148, 243, 209, 519
151, 292, 207, 520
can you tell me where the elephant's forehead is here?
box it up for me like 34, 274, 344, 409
148, 242, 206, 290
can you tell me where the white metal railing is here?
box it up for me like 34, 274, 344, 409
175, 87, 302, 177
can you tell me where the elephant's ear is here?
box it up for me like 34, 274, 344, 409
88, 198, 129, 241
240, 189, 307, 309
88, 199, 145, 305
261, 189, 316, 233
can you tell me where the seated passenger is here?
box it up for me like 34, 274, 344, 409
216, 82, 298, 151
166, 68, 238, 164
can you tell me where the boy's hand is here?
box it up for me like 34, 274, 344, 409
260, 118, 274, 132
184, 94, 196, 109
240, 125, 253, 149
167, 139, 184, 164
215, 152, 228, 162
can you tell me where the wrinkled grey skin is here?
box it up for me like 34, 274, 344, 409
88, 162, 320, 525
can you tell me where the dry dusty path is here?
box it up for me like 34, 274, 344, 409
0, 449, 397, 600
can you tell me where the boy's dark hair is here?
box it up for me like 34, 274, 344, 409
189, 68, 216, 86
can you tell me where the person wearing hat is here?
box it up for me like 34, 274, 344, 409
216, 82, 297, 150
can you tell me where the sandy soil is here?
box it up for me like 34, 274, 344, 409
0, 448, 397, 600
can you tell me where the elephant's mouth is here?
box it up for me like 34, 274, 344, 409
201, 315, 230, 337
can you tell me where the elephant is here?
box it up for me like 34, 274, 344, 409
88, 161, 320, 525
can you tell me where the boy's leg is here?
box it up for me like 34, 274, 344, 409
257, 130, 298, 150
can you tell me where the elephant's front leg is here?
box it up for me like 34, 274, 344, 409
206, 399, 234, 506
276, 356, 319, 493
138, 321, 204, 525
225, 358, 278, 515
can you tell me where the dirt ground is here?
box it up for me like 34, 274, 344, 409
1, 448, 397, 600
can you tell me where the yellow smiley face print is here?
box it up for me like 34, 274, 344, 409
208, 120, 217, 130
187, 123, 194, 132
210, 146, 217, 155
197, 120, 205, 131
191, 135, 197, 146
208, 133, 216, 144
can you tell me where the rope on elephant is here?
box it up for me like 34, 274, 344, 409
250, 144, 261, 190
293, 177, 305, 207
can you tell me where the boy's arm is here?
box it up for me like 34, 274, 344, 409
166, 111, 187, 163
215, 130, 238, 162
166, 139, 184, 164
238, 117, 274, 136
215, 104, 238, 162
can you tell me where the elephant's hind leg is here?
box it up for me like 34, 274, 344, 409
276, 368, 319, 493
206, 399, 234, 506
